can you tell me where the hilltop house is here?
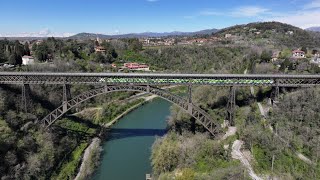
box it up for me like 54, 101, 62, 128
292, 50, 305, 59
22, 56, 35, 65
124, 63, 149, 71
94, 46, 106, 53
225, 34, 232, 38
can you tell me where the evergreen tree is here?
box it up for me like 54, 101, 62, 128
0, 50, 6, 63
260, 50, 272, 62
24, 42, 30, 56
301, 46, 308, 54
8, 54, 16, 65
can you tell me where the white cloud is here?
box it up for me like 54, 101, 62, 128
146, 0, 158, 2
303, 0, 320, 9
199, 10, 222, 16
0, 28, 75, 37
231, 6, 270, 17
184, 6, 270, 20
267, 10, 320, 28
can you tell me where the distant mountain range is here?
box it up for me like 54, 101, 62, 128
306, 26, 320, 32
69, 28, 219, 39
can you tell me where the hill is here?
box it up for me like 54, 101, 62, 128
306, 26, 320, 32
69, 28, 219, 39
213, 21, 320, 48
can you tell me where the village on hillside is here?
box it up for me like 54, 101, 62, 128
1, 22, 320, 74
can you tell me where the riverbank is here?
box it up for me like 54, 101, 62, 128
74, 93, 160, 179
74, 138, 102, 180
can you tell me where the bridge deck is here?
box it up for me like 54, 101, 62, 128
0, 72, 319, 87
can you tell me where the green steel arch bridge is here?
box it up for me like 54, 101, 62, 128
1, 72, 319, 136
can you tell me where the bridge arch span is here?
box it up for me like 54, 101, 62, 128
41, 85, 220, 136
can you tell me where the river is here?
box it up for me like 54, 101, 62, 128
93, 98, 172, 180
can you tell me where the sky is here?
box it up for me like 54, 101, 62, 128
0, 0, 320, 37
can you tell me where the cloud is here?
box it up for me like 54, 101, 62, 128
199, 9, 222, 16
0, 28, 75, 37
267, 10, 320, 28
184, 6, 270, 21
231, 6, 270, 17
303, 0, 320, 9
146, 0, 158, 2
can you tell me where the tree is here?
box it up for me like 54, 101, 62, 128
14, 40, 24, 56
8, 54, 16, 65
312, 49, 318, 55
35, 43, 49, 61
15, 54, 22, 65
301, 46, 307, 54
279, 49, 292, 59
94, 40, 99, 47
94, 52, 106, 63
128, 38, 142, 52
260, 50, 272, 62
24, 42, 30, 56
0, 50, 6, 63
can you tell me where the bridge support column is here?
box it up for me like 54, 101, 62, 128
146, 85, 150, 93
190, 117, 196, 134
63, 84, 71, 112
187, 85, 196, 133
104, 85, 109, 93
271, 86, 279, 105
271, 80, 280, 105
226, 86, 236, 126
21, 84, 30, 113
187, 85, 193, 114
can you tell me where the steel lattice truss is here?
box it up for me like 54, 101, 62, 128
41, 85, 220, 136
1, 72, 320, 87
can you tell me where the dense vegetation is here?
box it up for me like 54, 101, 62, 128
151, 133, 246, 179
151, 84, 320, 179
0, 83, 144, 179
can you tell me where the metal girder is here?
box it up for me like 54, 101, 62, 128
0, 72, 320, 87
41, 85, 220, 136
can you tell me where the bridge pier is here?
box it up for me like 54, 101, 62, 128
21, 84, 30, 113
226, 86, 236, 126
271, 85, 280, 105
187, 85, 193, 114
62, 84, 71, 112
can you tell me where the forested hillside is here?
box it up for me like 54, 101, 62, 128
215, 22, 320, 49
151, 85, 320, 179
0, 83, 141, 179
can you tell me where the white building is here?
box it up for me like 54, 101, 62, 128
225, 34, 232, 38
22, 56, 35, 65
292, 50, 305, 59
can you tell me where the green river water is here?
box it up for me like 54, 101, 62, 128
93, 98, 172, 180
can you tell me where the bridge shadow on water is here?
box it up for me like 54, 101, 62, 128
105, 128, 168, 141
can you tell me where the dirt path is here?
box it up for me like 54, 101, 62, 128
74, 138, 101, 180
257, 103, 265, 117
257, 102, 314, 165
231, 140, 263, 180
222, 126, 237, 140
